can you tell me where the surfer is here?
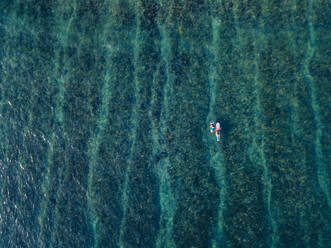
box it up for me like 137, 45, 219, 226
215, 122, 221, 142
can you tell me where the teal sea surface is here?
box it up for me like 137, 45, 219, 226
0, 1, 330, 247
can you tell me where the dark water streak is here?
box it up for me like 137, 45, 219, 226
0, 1, 56, 247
162, 2, 220, 248
120, 1, 161, 247
50, 1, 106, 247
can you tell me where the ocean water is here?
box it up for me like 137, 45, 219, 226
0, 0, 330, 247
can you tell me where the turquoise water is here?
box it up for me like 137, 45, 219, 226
0, 0, 330, 247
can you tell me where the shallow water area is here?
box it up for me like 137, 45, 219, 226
0, 1, 330, 248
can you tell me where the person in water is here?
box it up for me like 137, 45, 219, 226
210, 121, 215, 133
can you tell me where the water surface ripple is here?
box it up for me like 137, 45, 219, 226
0, 1, 330, 247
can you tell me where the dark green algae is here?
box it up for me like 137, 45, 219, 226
0, 1, 330, 248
